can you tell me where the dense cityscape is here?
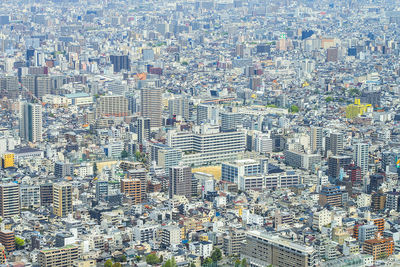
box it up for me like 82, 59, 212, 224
0, 0, 400, 266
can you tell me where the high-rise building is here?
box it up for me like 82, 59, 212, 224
223, 229, 246, 256
137, 117, 151, 144
120, 179, 142, 204
38, 245, 80, 267
95, 95, 130, 118
242, 230, 317, 267
221, 112, 242, 132
0, 183, 20, 218
40, 183, 53, 206
20, 185, 40, 209
328, 155, 352, 180
160, 226, 181, 248
169, 166, 192, 200
196, 104, 219, 125
328, 132, 344, 155
371, 192, 386, 212
53, 183, 73, 217
110, 55, 130, 72
168, 96, 189, 120
385, 190, 400, 211
95, 180, 109, 201
19, 101, 42, 143
326, 47, 338, 62
141, 87, 162, 128
127, 169, 147, 201
310, 126, 323, 154
353, 143, 369, 176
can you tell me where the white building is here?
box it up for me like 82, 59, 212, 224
312, 209, 332, 231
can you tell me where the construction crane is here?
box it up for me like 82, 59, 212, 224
18, 82, 43, 105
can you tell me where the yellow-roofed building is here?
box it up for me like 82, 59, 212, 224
346, 99, 372, 119
1, 153, 14, 169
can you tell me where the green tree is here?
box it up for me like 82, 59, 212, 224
190, 263, 196, 267
163, 257, 177, 267
241, 258, 247, 267
15, 237, 25, 249
146, 253, 160, 265
104, 259, 113, 267
211, 248, 222, 262
289, 105, 299, 113
112, 263, 122, 267
325, 96, 333, 102
203, 257, 213, 266
121, 150, 129, 159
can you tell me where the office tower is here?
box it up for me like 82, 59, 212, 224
329, 132, 344, 155
0, 183, 20, 218
95, 95, 130, 118
120, 179, 142, 204
137, 117, 151, 144
38, 245, 79, 267
242, 231, 317, 267
19, 101, 43, 143
363, 237, 394, 261
169, 166, 192, 200
110, 55, 130, 72
310, 126, 323, 154
141, 87, 162, 128
0, 230, 15, 252
326, 47, 338, 62
168, 96, 189, 120
328, 155, 352, 180
40, 183, 53, 206
318, 186, 343, 207
221, 112, 242, 132
53, 183, 73, 217
354, 143, 369, 176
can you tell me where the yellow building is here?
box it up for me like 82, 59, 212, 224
346, 99, 372, 119
1, 153, 14, 169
